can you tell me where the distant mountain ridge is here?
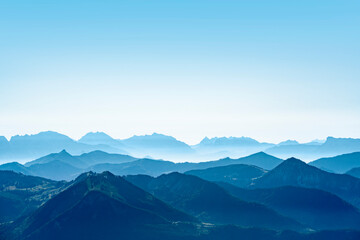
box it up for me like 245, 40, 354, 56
265, 137, 360, 160
0, 150, 138, 180
1, 131, 360, 164
0, 151, 282, 180
309, 152, 360, 173
0, 131, 126, 163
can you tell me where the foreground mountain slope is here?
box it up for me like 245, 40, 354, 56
125, 172, 303, 231
185, 164, 267, 188
219, 183, 360, 230
0, 171, 66, 223
2, 171, 360, 240
309, 152, 360, 173
253, 158, 360, 208
6, 171, 197, 240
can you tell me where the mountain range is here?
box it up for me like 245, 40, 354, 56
1, 131, 360, 163
219, 183, 360, 230
125, 172, 303, 231
309, 152, 360, 173
185, 164, 267, 188
0, 151, 281, 180
2, 170, 360, 239
251, 158, 360, 208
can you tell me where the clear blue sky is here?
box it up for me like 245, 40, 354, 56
0, 0, 359, 144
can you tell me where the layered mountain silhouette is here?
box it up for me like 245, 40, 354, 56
2, 131, 360, 163
120, 133, 195, 160
252, 158, 360, 208
2, 170, 360, 240
0, 132, 126, 163
192, 152, 282, 170
265, 137, 360, 160
219, 183, 360, 230
0, 150, 138, 180
185, 164, 267, 188
25, 150, 137, 168
125, 172, 303, 231
0, 151, 282, 180
193, 136, 274, 159
78, 132, 126, 149
309, 152, 360, 173
89, 151, 281, 177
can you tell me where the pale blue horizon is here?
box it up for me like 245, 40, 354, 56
1, 0, 359, 145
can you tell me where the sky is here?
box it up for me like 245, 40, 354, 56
0, 0, 359, 145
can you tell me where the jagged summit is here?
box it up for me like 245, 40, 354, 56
59, 149, 71, 155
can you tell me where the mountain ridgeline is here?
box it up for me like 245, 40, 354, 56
0, 150, 282, 181
1, 131, 360, 163
1, 132, 360, 239
1, 170, 360, 240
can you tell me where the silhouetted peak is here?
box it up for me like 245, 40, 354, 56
79, 132, 114, 141
281, 157, 306, 166
58, 149, 72, 156
199, 136, 211, 144
278, 140, 299, 146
